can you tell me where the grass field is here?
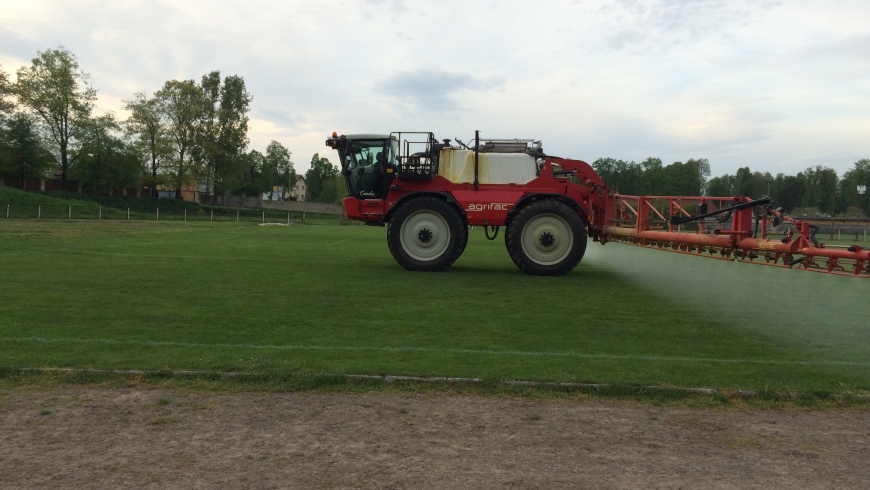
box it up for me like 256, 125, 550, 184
2, 218, 869, 394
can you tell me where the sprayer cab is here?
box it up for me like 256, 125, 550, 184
326, 134, 399, 200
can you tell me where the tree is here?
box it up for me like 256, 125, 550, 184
156, 79, 203, 198
195, 71, 252, 204
684, 158, 711, 196
0, 64, 14, 118
124, 92, 170, 197
735, 167, 757, 198
838, 159, 870, 217
233, 149, 271, 196
15, 47, 96, 190
751, 171, 773, 198
73, 114, 141, 194
639, 157, 664, 195
706, 174, 736, 197
316, 173, 347, 204
591, 157, 642, 194
264, 140, 294, 199
801, 165, 838, 214
771, 173, 805, 213
0, 112, 53, 187
305, 153, 340, 202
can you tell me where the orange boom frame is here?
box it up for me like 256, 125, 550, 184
601, 194, 870, 277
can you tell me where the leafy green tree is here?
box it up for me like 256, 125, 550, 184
0, 112, 53, 187
124, 92, 170, 197
683, 158, 710, 196
838, 159, 870, 216
591, 157, 643, 195
233, 149, 271, 196
0, 64, 14, 118
591, 158, 619, 189
14, 47, 97, 190
771, 173, 805, 213
73, 114, 140, 194
801, 165, 838, 214
305, 153, 340, 202
195, 71, 252, 204
156, 79, 204, 199
316, 173, 347, 204
660, 158, 709, 196
264, 140, 294, 199
706, 174, 736, 197
639, 157, 664, 195
735, 167, 757, 198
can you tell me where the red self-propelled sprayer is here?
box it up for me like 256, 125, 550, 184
326, 131, 869, 277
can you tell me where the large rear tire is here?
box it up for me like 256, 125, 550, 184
505, 200, 587, 276
387, 197, 467, 271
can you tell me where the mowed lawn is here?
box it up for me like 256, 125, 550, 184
1, 219, 869, 392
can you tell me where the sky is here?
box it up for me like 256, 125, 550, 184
1, 0, 868, 176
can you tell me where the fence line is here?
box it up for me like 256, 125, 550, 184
1, 203, 350, 226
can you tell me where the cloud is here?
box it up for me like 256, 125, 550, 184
364, 0, 408, 14
599, 0, 781, 51
2, 0, 868, 176
377, 68, 504, 111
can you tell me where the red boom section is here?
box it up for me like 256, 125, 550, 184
600, 195, 870, 277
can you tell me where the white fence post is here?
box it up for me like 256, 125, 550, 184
127, 208, 130, 220
37, 205, 41, 219
262, 211, 265, 223
210, 210, 213, 222
302, 212, 306, 224
236, 210, 239, 222
184, 209, 187, 221
156, 208, 159, 221
287, 212, 290, 224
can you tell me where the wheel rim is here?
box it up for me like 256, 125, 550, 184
400, 210, 451, 261
520, 213, 574, 266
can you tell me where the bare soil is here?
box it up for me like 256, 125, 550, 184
1, 387, 868, 489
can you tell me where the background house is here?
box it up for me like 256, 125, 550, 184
289, 175, 306, 201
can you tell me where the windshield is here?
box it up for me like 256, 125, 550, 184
342, 139, 398, 198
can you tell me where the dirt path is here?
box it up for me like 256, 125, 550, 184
1, 388, 868, 489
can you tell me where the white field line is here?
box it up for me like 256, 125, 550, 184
326, 236, 359, 246
2, 336, 869, 367
13, 368, 870, 399
0, 237, 202, 257
1, 249, 291, 262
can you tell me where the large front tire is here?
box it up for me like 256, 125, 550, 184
387, 197, 467, 271
505, 200, 587, 276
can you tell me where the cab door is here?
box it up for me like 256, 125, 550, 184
340, 138, 396, 200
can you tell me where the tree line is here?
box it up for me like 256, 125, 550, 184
0, 46, 345, 204
593, 157, 870, 217
6, 48, 866, 212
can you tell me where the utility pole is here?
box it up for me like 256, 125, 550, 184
859, 185, 867, 215
858, 185, 867, 241
830, 183, 836, 240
